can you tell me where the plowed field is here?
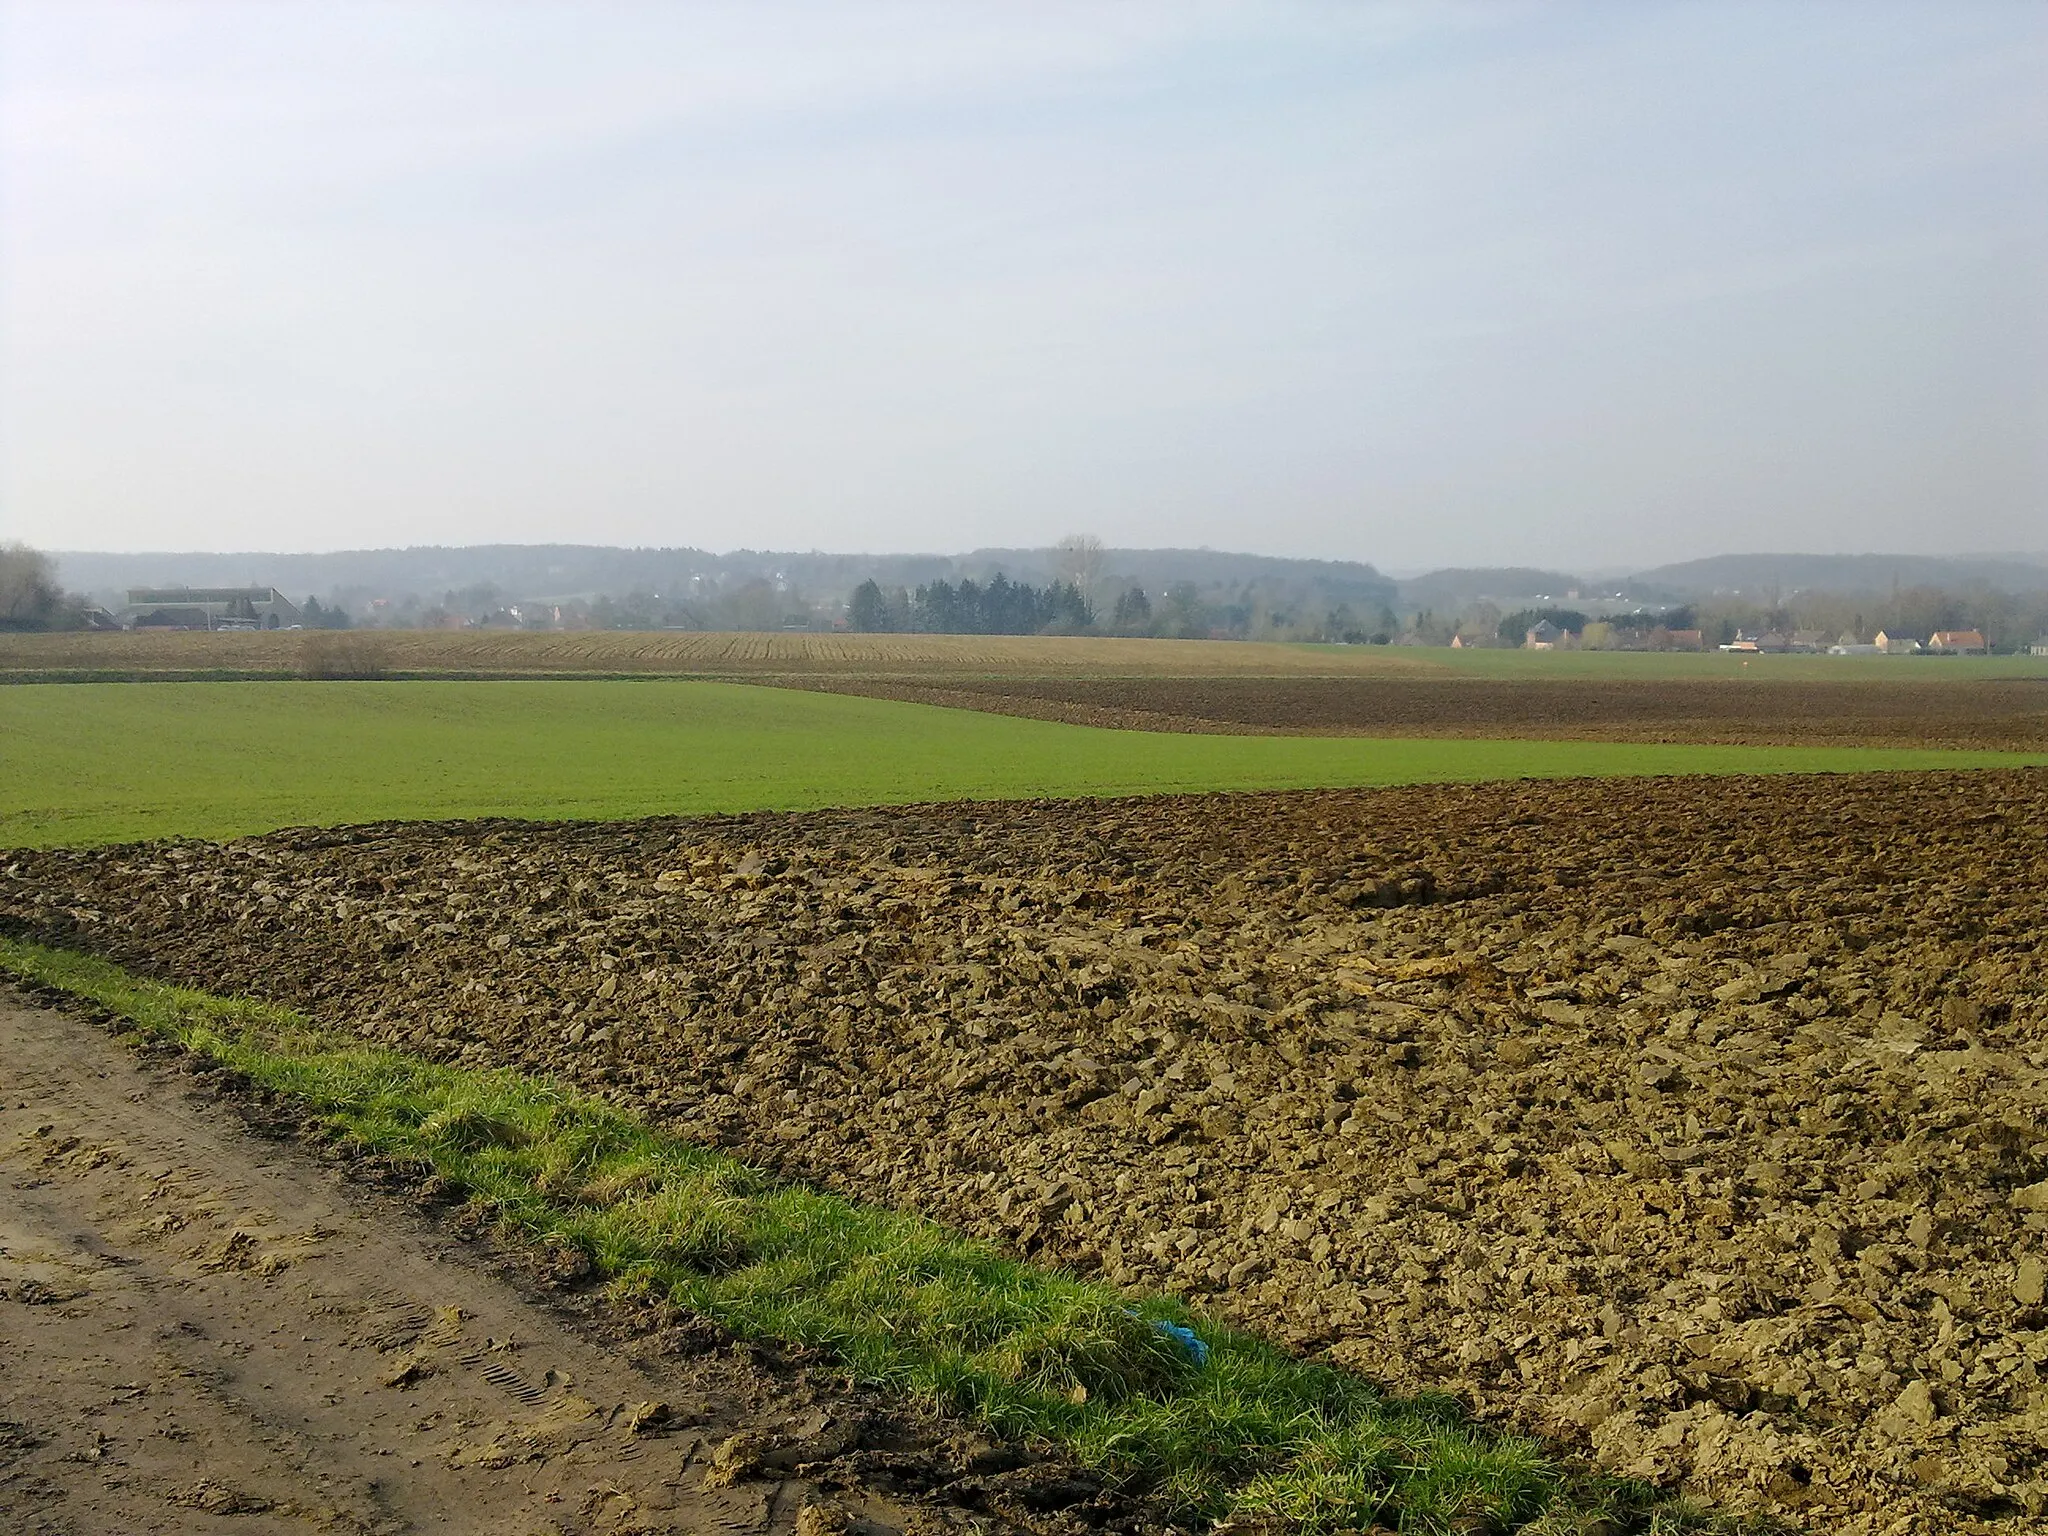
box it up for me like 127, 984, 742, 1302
6, 770, 2047, 1532
802, 675, 2048, 752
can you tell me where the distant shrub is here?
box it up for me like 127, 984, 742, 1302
299, 631, 390, 680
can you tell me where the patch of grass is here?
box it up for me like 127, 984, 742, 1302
1, 678, 2037, 847
0, 936, 1725, 1534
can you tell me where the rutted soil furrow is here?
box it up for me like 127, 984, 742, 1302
0, 992, 1112, 1536
5, 770, 2048, 1533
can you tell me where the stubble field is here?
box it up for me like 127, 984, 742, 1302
8, 767, 2046, 1532
0, 627, 1444, 680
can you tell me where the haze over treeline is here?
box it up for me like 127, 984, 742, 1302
49, 544, 1400, 614
24, 542, 2048, 651
48, 543, 2048, 606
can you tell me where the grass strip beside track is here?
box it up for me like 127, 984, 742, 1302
3, 678, 2041, 847
0, 937, 1717, 1535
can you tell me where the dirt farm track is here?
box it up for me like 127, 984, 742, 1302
1, 993, 1068, 1536
7, 768, 2048, 1532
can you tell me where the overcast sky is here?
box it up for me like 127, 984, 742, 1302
2, 2, 2043, 570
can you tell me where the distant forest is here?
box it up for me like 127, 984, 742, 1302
848, 576, 1093, 635
18, 541, 2048, 649
46, 539, 1405, 645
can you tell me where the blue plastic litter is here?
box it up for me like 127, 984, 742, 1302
1120, 1306, 1210, 1368
1151, 1320, 1211, 1368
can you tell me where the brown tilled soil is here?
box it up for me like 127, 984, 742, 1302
6, 770, 2048, 1531
0, 991, 1159, 1536
795, 675, 2048, 752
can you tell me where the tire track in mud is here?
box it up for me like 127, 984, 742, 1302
0, 993, 1136, 1536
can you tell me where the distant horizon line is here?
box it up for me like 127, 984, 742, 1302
37, 541, 2048, 573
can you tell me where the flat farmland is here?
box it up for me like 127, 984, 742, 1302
7, 768, 2045, 1532
805, 674, 2048, 751
0, 679, 2034, 846
0, 626, 1446, 680
8, 628, 2044, 757
6, 624, 2045, 685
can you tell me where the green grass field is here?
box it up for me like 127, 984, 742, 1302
3, 679, 2038, 847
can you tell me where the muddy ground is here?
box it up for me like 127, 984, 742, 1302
797, 675, 2048, 752
0, 991, 1157, 1536
6, 770, 2048, 1531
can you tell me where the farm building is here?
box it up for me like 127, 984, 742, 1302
1650, 627, 1704, 651
120, 587, 302, 631
1523, 620, 1564, 650
1926, 629, 1988, 654
1873, 630, 1922, 655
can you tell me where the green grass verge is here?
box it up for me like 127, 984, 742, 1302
0, 935, 1720, 1535
2, 678, 2038, 847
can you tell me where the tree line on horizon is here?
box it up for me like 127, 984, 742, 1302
847, 575, 1091, 635
845, 574, 1406, 641
9, 537, 2048, 650
301, 580, 2048, 651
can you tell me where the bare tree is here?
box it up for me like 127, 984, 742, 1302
0, 541, 66, 630
1053, 533, 1106, 599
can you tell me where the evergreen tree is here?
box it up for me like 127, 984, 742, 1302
848, 579, 891, 632
1112, 586, 1151, 633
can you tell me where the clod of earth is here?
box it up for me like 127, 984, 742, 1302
796, 1502, 853, 1536
705, 1430, 772, 1489
6, 767, 2048, 1534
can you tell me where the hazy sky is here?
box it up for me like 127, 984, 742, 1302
3, 2, 2043, 570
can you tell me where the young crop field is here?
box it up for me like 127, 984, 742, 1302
6, 767, 2045, 1534
1, 679, 2037, 847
